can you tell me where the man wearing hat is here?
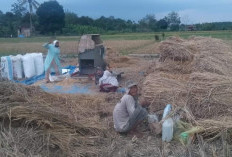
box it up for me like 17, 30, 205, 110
113, 81, 148, 135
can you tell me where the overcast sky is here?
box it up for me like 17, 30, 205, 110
1, 0, 232, 24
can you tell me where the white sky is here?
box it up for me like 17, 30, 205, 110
1, 0, 232, 24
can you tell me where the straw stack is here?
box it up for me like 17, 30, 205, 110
0, 81, 108, 156
143, 36, 232, 119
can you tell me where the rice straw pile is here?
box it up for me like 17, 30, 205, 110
0, 81, 109, 156
159, 38, 194, 62
143, 36, 232, 138
191, 37, 232, 75
143, 72, 188, 111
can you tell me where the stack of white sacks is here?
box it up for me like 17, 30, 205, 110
0, 53, 44, 80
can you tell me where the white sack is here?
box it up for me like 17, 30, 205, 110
22, 54, 36, 78
11, 55, 23, 79
32, 53, 44, 76
0, 56, 13, 80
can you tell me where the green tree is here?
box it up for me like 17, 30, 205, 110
11, 0, 27, 17
1, 12, 19, 37
77, 16, 94, 26
138, 14, 157, 31
36, 1, 65, 34
157, 19, 168, 30
21, 13, 38, 28
164, 11, 181, 31
125, 20, 137, 32
94, 16, 109, 30
20, 0, 40, 33
0, 10, 4, 25
65, 12, 79, 26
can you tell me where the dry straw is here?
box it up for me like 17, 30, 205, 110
143, 36, 232, 138
0, 81, 109, 156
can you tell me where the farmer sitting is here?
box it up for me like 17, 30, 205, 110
43, 40, 61, 83
113, 81, 149, 135
99, 64, 119, 92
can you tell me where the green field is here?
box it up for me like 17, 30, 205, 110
0, 30, 232, 57
102, 30, 232, 40
1, 30, 232, 42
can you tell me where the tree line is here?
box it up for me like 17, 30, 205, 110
0, 0, 232, 37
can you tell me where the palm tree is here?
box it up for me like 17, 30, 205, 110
20, 0, 40, 34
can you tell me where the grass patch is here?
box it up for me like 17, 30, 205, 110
101, 31, 232, 41
1, 31, 232, 42
101, 33, 157, 40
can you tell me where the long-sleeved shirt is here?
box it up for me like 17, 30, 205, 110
43, 43, 61, 72
113, 94, 137, 132
99, 70, 119, 86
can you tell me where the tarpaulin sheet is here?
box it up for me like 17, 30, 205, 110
15, 65, 77, 85
40, 84, 92, 94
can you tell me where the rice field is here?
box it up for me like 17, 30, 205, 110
1, 30, 232, 57
0, 39, 160, 57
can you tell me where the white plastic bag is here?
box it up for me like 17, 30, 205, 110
62, 69, 70, 74
22, 54, 36, 78
11, 55, 23, 79
33, 53, 44, 76
49, 74, 65, 82
1, 56, 13, 80
49, 73, 70, 82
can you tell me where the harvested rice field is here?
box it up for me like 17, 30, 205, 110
0, 39, 160, 57
1, 34, 232, 156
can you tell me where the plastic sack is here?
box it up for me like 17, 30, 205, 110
148, 114, 159, 123
22, 54, 36, 78
32, 53, 44, 76
49, 73, 69, 82
62, 69, 70, 74
11, 55, 23, 79
0, 56, 13, 80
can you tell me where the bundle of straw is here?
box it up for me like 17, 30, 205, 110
159, 39, 194, 62
155, 60, 193, 74
143, 72, 188, 112
0, 81, 108, 156
144, 37, 232, 116
187, 72, 232, 119
197, 116, 232, 138
143, 36, 232, 141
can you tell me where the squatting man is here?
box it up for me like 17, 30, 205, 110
113, 81, 160, 136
